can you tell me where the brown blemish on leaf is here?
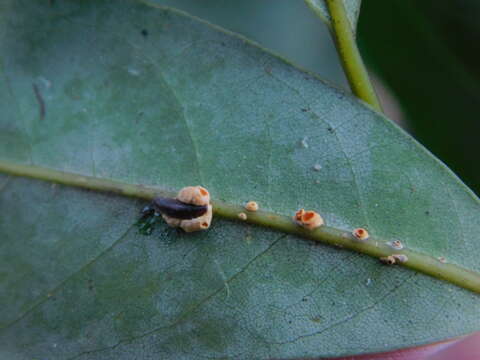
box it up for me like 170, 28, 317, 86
32, 83, 46, 120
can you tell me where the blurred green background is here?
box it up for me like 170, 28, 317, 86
154, 0, 480, 195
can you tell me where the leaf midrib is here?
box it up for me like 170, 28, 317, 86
1, 160, 479, 296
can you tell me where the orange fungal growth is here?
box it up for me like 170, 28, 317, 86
177, 186, 210, 206
294, 209, 305, 222
245, 201, 259, 212
352, 228, 369, 241
293, 209, 324, 230
161, 186, 212, 232
179, 204, 213, 233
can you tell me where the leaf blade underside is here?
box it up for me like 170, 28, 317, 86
0, 1, 479, 359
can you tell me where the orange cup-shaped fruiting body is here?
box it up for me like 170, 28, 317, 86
352, 228, 369, 242
245, 201, 259, 212
294, 209, 305, 222
294, 209, 324, 230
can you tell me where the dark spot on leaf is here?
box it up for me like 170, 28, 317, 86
32, 83, 46, 120
141, 29, 148, 37
327, 127, 334, 133
221, 42, 226, 46
425, 210, 430, 215
135, 211, 157, 235
301, 107, 310, 112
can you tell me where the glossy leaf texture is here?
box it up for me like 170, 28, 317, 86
0, 1, 479, 359
305, 0, 362, 31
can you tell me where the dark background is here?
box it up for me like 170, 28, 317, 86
156, 0, 480, 195
359, 0, 480, 196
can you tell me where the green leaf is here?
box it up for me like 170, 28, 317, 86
0, 1, 478, 359
305, 0, 362, 31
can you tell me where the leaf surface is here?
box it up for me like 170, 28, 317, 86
0, 1, 478, 359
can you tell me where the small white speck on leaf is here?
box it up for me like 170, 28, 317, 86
366, 278, 372, 286
128, 67, 140, 76
300, 136, 309, 148
388, 240, 404, 250
312, 164, 322, 171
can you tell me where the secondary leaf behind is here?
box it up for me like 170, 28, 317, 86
305, 0, 362, 31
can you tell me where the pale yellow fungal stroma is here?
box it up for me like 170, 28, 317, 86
161, 185, 212, 232
179, 204, 213, 232
245, 201, 259, 212
177, 185, 210, 206
238, 212, 248, 220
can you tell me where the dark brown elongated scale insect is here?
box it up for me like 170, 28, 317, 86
150, 197, 208, 220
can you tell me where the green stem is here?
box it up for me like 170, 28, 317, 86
325, 0, 383, 112
1, 159, 479, 294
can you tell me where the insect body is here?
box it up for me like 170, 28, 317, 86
151, 197, 207, 219
139, 186, 213, 233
